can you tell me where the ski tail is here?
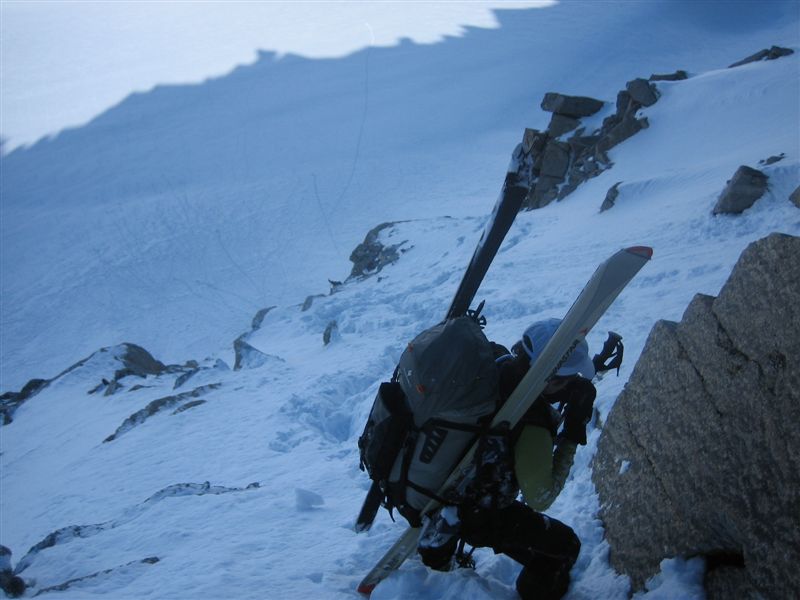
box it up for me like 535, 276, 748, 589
357, 245, 652, 595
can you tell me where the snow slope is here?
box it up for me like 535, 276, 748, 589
1, 2, 799, 599
2, 0, 799, 391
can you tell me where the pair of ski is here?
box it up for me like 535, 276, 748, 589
355, 145, 652, 595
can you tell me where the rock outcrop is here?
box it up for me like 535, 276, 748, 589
2, 343, 174, 423
789, 185, 799, 209
523, 77, 659, 209
348, 222, 406, 280
649, 70, 688, 82
712, 166, 769, 215
729, 46, 794, 68
593, 233, 800, 599
0, 379, 48, 425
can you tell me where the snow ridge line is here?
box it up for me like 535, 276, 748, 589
102, 383, 221, 443
33, 557, 160, 597
15, 481, 261, 575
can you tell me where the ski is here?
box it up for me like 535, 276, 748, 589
357, 245, 653, 595
354, 481, 384, 533
445, 145, 532, 320
354, 145, 531, 534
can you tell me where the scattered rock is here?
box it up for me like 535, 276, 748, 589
0, 379, 48, 424
729, 46, 794, 68
173, 369, 197, 389
625, 78, 659, 107
251, 306, 275, 330
649, 70, 688, 81
600, 182, 623, 212
172, 399, 206, 415
790, 185, 800, 208
758, 153, 785, 166
540, 93, 604, 118
348, 222, 405, 280
103, 383, 220, 442
712, 166, 768, 215
234, 336, 272, 370
301, 294, 325, 312
593, 233, 800, 598
323, 321, 339, 346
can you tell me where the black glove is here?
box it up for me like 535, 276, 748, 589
559, 378, 596, 446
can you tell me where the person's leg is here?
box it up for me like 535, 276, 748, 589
460, 502, 580, 600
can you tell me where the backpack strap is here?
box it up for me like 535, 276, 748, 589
422, 419, 485, 435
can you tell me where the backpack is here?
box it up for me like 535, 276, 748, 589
358, 316, 500, 527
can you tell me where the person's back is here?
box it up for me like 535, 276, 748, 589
418, 318, 599, 600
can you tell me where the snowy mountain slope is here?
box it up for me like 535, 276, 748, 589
3, 44, 800, 597
2, 1, 799, 391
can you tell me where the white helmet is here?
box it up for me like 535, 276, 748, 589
521, 318, 595, 379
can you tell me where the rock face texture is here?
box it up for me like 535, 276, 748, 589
713, 166, 769, 215
593, 233, 800, 598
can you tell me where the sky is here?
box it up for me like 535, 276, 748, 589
0, 0, 549, 151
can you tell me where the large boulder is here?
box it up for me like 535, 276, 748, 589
712, 166, 768, 215
593, 233, 800, 598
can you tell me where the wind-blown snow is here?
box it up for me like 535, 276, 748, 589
1, 2, 799, 599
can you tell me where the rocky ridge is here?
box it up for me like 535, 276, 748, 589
593, 233, 800, 599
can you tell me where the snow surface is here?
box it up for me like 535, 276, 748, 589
1, 1, 800, 599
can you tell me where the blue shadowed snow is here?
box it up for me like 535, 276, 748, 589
1, 2, 799, 599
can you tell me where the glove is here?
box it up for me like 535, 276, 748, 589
559, 378, 596, 446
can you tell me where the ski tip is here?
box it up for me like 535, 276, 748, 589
625, 246, 653, 259
357, 582, 376, 596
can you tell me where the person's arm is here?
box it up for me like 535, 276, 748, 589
514, 424, 577, 512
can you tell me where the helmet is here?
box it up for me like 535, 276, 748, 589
521, 318, 595, 379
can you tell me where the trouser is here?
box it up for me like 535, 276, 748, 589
460, 501, 580, 600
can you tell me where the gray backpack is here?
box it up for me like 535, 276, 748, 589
358, 316, 500, 526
